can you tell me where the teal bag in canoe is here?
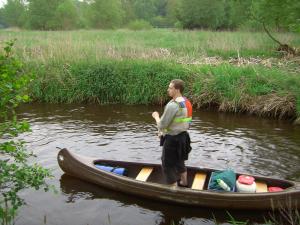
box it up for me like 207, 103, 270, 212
208, 169, 236, 192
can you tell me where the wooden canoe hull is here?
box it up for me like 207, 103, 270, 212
57, 148, 300, 210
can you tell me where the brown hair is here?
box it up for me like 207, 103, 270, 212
171, 79, 184, 93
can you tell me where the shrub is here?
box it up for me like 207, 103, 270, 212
127, 19, 152, 31
0, 40, 51, 224
151, 16, 172, 28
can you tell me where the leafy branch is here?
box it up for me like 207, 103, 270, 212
0, 40, 52, 225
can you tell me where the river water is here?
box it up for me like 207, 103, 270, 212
14, 103, 300, 225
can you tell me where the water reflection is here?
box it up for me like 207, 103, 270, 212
17, 103, 300, 180
190, 110, 300, 180
14, 103, 300, 225
60, 174, 270, 225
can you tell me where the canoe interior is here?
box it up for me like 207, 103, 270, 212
93, 159, 294, 191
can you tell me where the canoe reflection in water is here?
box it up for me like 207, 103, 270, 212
60, 174, 273, 225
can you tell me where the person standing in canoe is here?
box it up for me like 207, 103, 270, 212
152, 79, 192, 187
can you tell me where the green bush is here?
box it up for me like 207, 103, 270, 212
30, 60, 192, 104
151, 16, 172, 28
174, 21, 183, 29
0, 40, 51, 224
127, 19, 153, 31
29, 59, 300, 120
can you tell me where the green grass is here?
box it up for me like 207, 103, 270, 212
1, 29, 299, 120
0, 29, 299, 62
29, 60, 191, 104
27, 59, 300, 119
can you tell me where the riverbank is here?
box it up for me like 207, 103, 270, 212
1, 29, 299, 122
28, 59, 299, 121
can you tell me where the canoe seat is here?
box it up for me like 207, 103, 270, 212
256, 181, 268, 193
191, 172, 207, 190
136, 167, 153, 182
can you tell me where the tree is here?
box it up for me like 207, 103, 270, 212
2, 0, 26, 28
226, 0, 252, 29
286, 0, 300, 32
89, 0, 124, 29
251, 0, 300, 32
75, 0, 93, 28
0, 8, 8, 28
166, 0, 181, 25
133, 0, 157, 21
121, 0, 136, 25
0, 40, 51, 224
27, 0, 60, 30
250, 0, 299, 55
178, 0, 225, 29
53, 0, 80, 30
154, 0, 167, 17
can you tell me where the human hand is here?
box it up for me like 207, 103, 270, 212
157, 131, 163, 137
152, 111, 159, 120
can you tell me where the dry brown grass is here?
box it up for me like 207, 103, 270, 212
245, 94, 296, 119
191, 92, 220, 109
192, 93, 296, 119
177, 56, 300, 75
267, 198, 300, 225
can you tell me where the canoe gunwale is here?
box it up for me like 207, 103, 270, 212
57, 148, 300, 210
90, 159, 298, 194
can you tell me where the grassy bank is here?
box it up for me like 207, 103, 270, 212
0, 29, 299, 121
29, 59, 300, 120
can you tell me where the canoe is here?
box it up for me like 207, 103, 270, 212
59, 174, 274, 223
57, 148, 300, 210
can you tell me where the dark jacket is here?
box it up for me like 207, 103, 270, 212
161, 131, 192, 167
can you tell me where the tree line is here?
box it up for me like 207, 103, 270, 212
0, 0, 299, 31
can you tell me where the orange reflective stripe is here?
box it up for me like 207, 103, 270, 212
184, 98, 193, 118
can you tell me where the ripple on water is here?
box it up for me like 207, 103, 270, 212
13, 103, 300, 225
